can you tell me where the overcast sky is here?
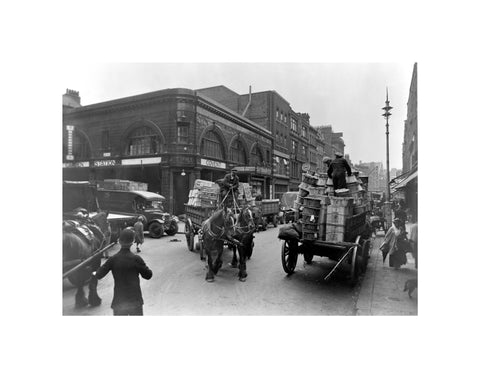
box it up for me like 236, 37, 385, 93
64, 62, 415, 170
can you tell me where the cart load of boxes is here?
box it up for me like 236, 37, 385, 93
187, 179, 255, 207
293, 173, 371, 242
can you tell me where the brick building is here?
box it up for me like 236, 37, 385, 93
63, 88, 273, 215
392, 63, 418, 218
197, 86, 330, 197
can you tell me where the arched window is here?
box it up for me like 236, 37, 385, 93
72, 130, 91, 160
200, 130, 224, 160
126, 126, 162, 156
251, 145, 264, 166
230, 138, 247, 165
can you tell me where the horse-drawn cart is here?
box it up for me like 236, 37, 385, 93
184, 204, 216, 260
278, 171, 373, 285
280, 211, 371, 285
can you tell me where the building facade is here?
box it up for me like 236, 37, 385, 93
63, 88, 273, 215
197, 86, 337, 198
395, 63, 418, 219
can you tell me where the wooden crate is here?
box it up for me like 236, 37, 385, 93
302, 231, 317, 240
303, 223, 319, 231
302, 206, 320, 216
302, 214, 319, 224
326, 212, 349, 225
329, 197, 354, 208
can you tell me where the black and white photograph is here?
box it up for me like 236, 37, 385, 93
61, 62, 418, 316
3, 1, 479, 377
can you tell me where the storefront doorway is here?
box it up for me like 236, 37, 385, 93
173, 171, 190, 215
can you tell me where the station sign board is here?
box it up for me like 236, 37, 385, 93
200, 158, 226, 169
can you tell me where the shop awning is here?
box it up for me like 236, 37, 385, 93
392, 170, 417, 190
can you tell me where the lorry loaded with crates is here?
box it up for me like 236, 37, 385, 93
278, 172, 372, 285
96, 179, 179, 238
63, 181, 137, 243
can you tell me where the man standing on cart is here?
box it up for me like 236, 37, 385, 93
219, 168, 240, 208
327, 152, 352, 191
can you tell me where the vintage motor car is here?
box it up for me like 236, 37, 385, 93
97, 189, 179, 238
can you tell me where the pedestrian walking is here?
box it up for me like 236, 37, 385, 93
93, 228, 152, 316
409, 220, 418, 269
380, 218, 409, 269
134, 216, 145, 253
327, 152, 352, 191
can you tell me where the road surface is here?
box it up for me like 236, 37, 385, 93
63, 223, 364, 315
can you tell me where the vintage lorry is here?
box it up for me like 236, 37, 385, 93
96, 189, 179, 238
63, 181, 136, 242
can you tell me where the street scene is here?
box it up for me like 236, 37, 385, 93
62, 63, 418, 316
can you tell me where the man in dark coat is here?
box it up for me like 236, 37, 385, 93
219, 169, 240, 207
93, 228, 152, 316
327, 152, 352, 190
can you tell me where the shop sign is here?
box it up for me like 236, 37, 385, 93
93, 159, 118, 167
200, 158, 226, 169
63, 161, 89, 168
302, 163, 310, 172
121, 157, 162, 166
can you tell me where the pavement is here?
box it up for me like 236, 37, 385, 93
355, 224, 418, 315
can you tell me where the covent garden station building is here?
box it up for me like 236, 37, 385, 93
62, 88, 275, 215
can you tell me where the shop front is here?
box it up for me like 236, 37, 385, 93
234, 165, 272, 199
273, 178, 289, 200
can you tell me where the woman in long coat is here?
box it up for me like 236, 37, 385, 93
133, 216, 145, 253
380, 218, 408, 269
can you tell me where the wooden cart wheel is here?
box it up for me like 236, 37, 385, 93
281, 240, 298, 275
185, 219, 194, 251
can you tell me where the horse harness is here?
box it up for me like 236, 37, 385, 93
63, 219, 106, 250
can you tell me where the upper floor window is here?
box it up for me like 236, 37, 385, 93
276, 108, 279, 119
71, 130, 91, 160
291, 118, 298, 132
177, 126, 188, 144
301, 145, 307, 156
301, 126, 307, 138
230, 138, 247, 165
126, 126, 162, 156
292, 140, 298, 154
200, 130, 224, 160
101, 130, 110, 151
251, 145, 264, 166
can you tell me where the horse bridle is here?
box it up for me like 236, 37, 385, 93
233, 208, 255, 233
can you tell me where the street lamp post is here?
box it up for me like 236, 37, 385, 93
382, 88, 393, 228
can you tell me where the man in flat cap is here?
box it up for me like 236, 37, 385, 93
93, 228, 152, 316
327, 152, 352, 191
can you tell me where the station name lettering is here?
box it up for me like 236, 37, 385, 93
94, 160, 117, 167
201, 158, 225, 169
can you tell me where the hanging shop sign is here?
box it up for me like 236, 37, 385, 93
62, 161, 89, 168
200, 158, 226, 169
121, 157, 162, 166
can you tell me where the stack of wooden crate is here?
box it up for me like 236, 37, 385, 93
301, 196, 331, 240
188, 180, 219, 207
97, 179, 148, 191
325, 197, 354, 242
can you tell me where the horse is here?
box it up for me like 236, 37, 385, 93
63, 211, 110, 308
201, 208, 238, 282
229, 206, 256, 281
